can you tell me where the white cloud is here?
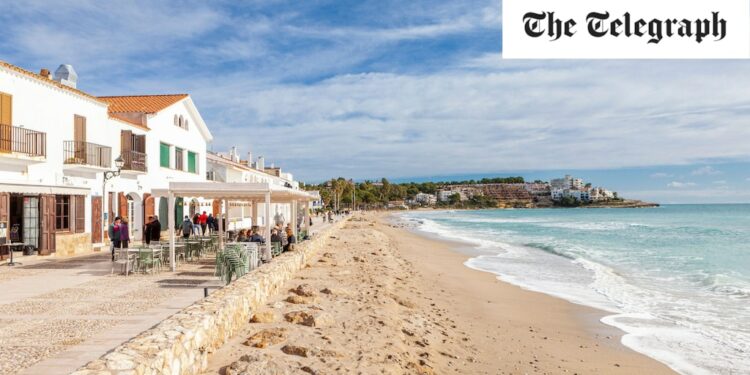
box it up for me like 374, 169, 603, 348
668, 181, 697, 188
650, 172, 673, 179
691, 166, 722, 176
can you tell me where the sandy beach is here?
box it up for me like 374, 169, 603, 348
203, 212, 675, 374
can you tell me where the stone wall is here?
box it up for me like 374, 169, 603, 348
55, 232, 92, 257
71, 221, 342, 375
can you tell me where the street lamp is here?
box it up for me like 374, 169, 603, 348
102, 155, 124, 242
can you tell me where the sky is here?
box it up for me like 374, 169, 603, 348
0, 0, 748, 203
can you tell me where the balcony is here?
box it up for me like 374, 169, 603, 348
63, 141, 112, 172
0, 124, 46, 166
121, 150, 147, 173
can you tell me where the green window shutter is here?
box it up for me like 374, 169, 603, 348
160, 143, 170, 168
187, 152, 197, 173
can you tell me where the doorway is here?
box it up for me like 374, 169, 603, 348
9, 194, 40, 251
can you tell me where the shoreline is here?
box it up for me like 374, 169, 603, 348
380, 212, 677, 374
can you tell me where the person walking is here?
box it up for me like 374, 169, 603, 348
119, 218, 130, 249
144, 216, 153, 245
181, 215, 193, 239
199, 211, 208, 236
108, 217, 121, 261
207, 214, 215, 234
192, 213, 200, 236
150, 215, 162, 244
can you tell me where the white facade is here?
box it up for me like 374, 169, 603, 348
414, 192, 437, 205
0, 62, 213, 256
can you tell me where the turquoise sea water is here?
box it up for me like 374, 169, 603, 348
400, 205, 750, 375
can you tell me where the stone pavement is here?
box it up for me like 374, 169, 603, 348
0, 251, 220, 375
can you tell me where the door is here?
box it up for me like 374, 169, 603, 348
23, 197, 39, 249
39, 195, 55, 255
91, 196, 102, 243
0, 92, 12, 153
74, 115, 87, 162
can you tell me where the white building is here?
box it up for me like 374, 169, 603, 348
0, 61, 212, 258
206, 149, 301, 231
414, 192, 437, 205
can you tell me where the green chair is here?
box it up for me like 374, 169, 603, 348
271, 242, 282, 257
137, 248, 159, 274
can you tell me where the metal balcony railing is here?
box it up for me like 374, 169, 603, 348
0, 124, 46, 157
63, 141, 112, 168
122, 149, 147, 172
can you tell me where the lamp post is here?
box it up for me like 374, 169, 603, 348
102, 155, 125, 243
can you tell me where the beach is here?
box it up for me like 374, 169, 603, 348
203, 212, 674, 374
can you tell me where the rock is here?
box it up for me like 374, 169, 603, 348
250, 310, 276, 323
301, 366, 316, 374
320, 287, 334, 295
285, 295, 315, 304
243, 328, 287, 348
284, 311, 335, 327
227, 354, 292, 375
292, 284, 317, 297
281, 345, 309, 357
271, 301, 285, 309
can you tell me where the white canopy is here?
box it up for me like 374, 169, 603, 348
151, 182, 316, 271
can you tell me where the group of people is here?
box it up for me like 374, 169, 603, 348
108, 216, 130, 261
180, 211, 219, 238
108, 215, 164, 261
235, 223, 296, 252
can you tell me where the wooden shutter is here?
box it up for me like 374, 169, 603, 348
91, 196, 102, 243
144, 193, 154, 218
0, 93, 11, 153
74, 115, 86, 142
108, 192, 115, 224
121, 130, 132, 169
40, 195, 56, 255
0, 92, 11, 125
135, 134, 146, 153
118, 193, 127, 221
74, 196, 85, 233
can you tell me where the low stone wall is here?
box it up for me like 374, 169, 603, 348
71, 222, 342, 375
55, 232, 93, 257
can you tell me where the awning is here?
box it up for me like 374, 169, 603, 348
0, 182, 91, 195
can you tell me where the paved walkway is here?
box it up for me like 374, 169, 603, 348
0, 251, 220, 375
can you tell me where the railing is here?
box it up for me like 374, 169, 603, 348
0, 124, 46, 157
63, 141, 112, 168
122, 150, 147, 172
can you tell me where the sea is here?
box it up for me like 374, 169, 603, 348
399, 204, 750, 375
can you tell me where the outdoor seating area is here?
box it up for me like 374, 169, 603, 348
112, 235, 221, 276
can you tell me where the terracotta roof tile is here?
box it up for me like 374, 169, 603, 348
0, 60, 107, 104
98, 94, 188, 114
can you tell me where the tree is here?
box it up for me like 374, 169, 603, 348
448, 193, 461, 205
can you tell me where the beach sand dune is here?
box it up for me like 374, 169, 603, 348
203, 212, 675, 374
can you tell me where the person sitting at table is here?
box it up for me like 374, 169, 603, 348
270, 228, 282, 244
237, 229, 249, 242
283, 227, 296, 252
249, 230, 264, 243
119, 217, 130, 249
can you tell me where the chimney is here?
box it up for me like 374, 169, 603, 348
39, 68, 51, 79
229, 146, 239, 163
53, 64, 78, 88
256, 156, 265, 171
246, 152, 253, 167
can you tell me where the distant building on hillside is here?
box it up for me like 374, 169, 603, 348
414, 192, 437, 205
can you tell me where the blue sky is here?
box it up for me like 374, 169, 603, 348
0, 0, 748, 203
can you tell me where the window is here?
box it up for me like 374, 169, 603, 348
187, 151, 197, 173
184, 119, 189, 130
160, 143, 170, 168
174, 114, 179, 127
179, 115, 184, 128
55, 195, 70, 231
175, 147, 184, 170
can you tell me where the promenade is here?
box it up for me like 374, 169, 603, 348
0, 216, 335, 375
